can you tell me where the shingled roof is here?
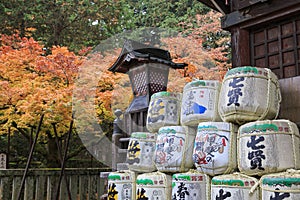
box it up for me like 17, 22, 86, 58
108, 39, 187, 73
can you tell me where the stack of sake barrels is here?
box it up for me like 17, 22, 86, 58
107, 66, 300, 200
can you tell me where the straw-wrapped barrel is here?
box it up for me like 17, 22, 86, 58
147, 91, 181, 132
181, 80, 221, 126
193, 122, 238, 176
136, 171, 172, 200
238, 119, 300, 176
211, 173, 260, 200
218, 66, 281, 125
172, 170, 211, 200
107, 170, 136, 200
126, 132, 157, 172
155, 126, 196, 172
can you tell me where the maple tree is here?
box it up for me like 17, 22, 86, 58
0, 34, 128, 167
153, 11, 231, 92
0, 34, 91, 167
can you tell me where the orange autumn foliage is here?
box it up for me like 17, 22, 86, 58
0, 10, 231, 137
0, 34, 125, 137
0, 34, 83, 136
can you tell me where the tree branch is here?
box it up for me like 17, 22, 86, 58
11, 122, 30, 140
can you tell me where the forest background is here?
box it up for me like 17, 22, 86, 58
0, 0, 231, 168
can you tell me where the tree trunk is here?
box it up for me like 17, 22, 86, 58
46, 136, 60, 168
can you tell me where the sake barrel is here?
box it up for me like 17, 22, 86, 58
193, 122, 238, 176
181, 80, 221, 126
107, 170, 136, 200
172, 170, 211, 200
136, 171, 172, 200
238, 119, 300, 176
218, 66, 281, 125
155, 126, 196, 172
211, 173, 260, 200
126, 132, 157, 172
146, 91, 181, 132
261, 169, 300, 200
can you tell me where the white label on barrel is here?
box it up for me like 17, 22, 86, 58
127, 139, 155, 167
211, 187, 258, 200
136, 187, 166, 200
182, 88, 215, 117
107, 182, 133, 200
172, 174, 207, 200
147, 95, 179, 125
155, 131, 185, 168
262, 187, 299, 200
193, 125, 231, 174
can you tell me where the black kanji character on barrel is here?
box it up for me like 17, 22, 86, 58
176, 182, 190, 200
270, 188, 290, 200
247, 135, 266, 170
216, 189, 231, 200
227, 77, 245, 106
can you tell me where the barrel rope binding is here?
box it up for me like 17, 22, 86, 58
231, 172, 260, 194
180, 127, 192, 172
213, 83, 221, 122
206, 173, 211, 200
224, 123, 237, 174
289, 121, 300, 169
258, 68, 272, 121
274, 77, 282, 119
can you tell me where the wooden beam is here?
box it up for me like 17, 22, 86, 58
222, 0, 300, 29
231, 28, 250, 67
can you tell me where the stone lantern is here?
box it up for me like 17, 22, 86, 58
109, 39, 186, 134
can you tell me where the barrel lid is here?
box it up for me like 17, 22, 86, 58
211, 173, 258, 187
261, 169, 300, 187
183, 79, 220, 90
172, 172, 208, 182
239, 119, 299, 136
108, 170, 136, 182
197, 122, 237, 133
136, 172, 171, 187
226, 66, 261, 76
150, 91, 181, 100
158, 126, 195, 135
131, 132, 157, 140
224, 66, 278, 81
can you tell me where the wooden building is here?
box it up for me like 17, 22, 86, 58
199, 0, 300, 125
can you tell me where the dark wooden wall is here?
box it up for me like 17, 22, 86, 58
199, 0, 300, 125
222, 0, 300, 72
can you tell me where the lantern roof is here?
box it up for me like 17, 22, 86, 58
108, 39, 187, 73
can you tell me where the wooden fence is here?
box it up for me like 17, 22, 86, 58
0, 168, 111, 200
